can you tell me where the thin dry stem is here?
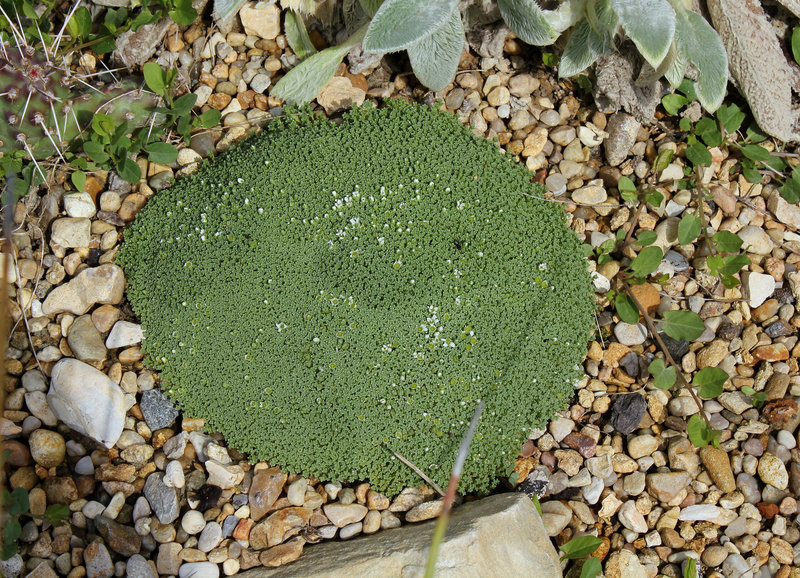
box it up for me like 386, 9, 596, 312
392, 451, 444, 496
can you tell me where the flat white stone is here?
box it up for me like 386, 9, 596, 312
105, 321, 144, 349
48, 358, 126, 448
744, 272, 775, 308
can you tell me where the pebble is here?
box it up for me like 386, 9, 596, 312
47, 358, 126, 448
767, 189, 800, 228
572, 185, 607, 206
745, 272, 776, 308
540, 500, 572, 536
738, 225, 773, 255
604, 548, 647, 578
178, 561, 220, 578
24, 392, 58, 426
610, 393, 646, 434
678, 504, 721, 521
164, 460, 186, 489
84, 540, 114, 578
757, 453, 788, 490
64, 192, 96, 218
198, 522, 223, 552
618, 500, 648, 533
67, 315, 107, 362
127, 554, 157, 578
646, 472, 691, 503
717, 391, 752, 415
105, 321, 144, 349
286, 478, 307, 506
699, 446, 736, 493
614, 322, 648, 346
42, 264, 125, 315
405, 500, 443, 522
140, 388, 179, 430
144, 472, 180, 524
51, 217, 91, 248
322, 503, 368, 527
628, 435, 659, 459
549, 416, 574, 442
239, 1, 280, 39
604, 112, 640, 166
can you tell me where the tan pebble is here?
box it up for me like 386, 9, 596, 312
355, 482, 370, 504
260, 537, 304, 567
366, 490, 390, 511
362, 510, 381, 534
405, 499, 443, 522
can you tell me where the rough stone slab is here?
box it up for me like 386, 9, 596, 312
240, 493, 561, 578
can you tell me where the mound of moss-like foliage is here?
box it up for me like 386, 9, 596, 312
118, 100, 594, 495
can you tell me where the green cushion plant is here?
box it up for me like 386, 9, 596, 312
118, 100, 594, 495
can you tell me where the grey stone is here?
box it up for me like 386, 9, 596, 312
603, 112, 640, 166
140, 389, 179, 430
144, 472, 180, 525
238, 494, 561, 577
113, 19, 173, 69
127, 554, 157, 578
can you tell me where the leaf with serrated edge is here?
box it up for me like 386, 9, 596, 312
609, 0, 675, 68
407, 6, 463, 92
498, 0, 557, 46
363, 0, 458, 53
272, 24, 367, 105
674, 8, 727, 112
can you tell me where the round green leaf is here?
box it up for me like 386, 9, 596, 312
712, 231, 742, 253
654, 365, 676, 389
662, 310, 705, 341
629, 246, 663, 277
693, 366, 728, 398
145, 142, 179, 165
677, 214, 702, 245
615, 294, 639, 325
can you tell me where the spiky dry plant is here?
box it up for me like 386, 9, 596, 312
0, 1, 154, 186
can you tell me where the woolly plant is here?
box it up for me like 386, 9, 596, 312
118, 100, 594, 495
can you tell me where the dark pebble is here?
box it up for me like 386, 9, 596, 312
562, 432, 597, 458
139, 389, 179, 431
516, 477, 548, 499
765, 321, 793, 338
610, 393, 647, 434
189, 132, 217, 158
717, 321, 743, 341
663, 416, 687, 433
619, 351, 639, 377
774, 287, 794, 304
659, 332, 690, 360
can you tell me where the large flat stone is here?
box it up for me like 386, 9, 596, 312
240, 493, 561, 577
